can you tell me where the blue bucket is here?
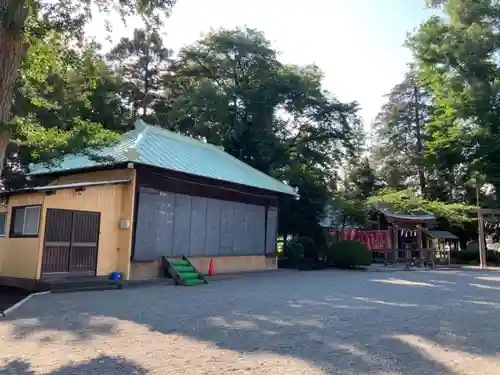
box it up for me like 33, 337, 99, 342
110, 271, 121, 281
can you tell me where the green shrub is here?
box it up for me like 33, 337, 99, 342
450, 250, 478, 264
450, 249, 500, 264
287, 237, 306, 266
332, 240, 372, 268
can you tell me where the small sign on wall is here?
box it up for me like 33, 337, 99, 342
120, 219, 131, 229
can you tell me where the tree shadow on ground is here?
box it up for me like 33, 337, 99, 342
0, 356, 148, 375
3, 270, 500, 374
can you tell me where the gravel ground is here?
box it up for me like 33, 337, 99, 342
1, 269, 500, 374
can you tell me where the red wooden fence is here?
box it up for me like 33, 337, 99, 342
327, 228, 392, 252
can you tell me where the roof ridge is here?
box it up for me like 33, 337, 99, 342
137, 121, 224, 154
131, 120, 151, 154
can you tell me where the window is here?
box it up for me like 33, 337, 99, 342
0, 213, 5, 236
10, 206, 41, 237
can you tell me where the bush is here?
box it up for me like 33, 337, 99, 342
450, 249, 500, 265
332, 240, 372, 268
287, 237, 306, 267
284, 235, 332, 270
450, 250, 479, 264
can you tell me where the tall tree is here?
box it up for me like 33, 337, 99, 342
108, 28, 172, 119
164, 28, 358, 173
11, 31, 120, 165
408, 0, 500, 199
162, 27, 361, 242
0, 0, 176, 177
371, 67, 431, 194
343, 156, 377, 199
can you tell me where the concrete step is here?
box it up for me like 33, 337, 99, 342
50, 280, 122, 293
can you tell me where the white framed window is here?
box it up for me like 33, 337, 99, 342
11, 205, 41, 237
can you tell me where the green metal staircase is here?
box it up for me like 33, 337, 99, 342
162, 256, 208, 286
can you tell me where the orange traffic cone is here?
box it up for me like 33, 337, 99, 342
208, 258, 215, 276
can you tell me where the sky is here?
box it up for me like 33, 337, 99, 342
87, 0, 436, 132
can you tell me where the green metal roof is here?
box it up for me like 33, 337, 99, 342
28, 120, 298, 196
372, 204, 436, 221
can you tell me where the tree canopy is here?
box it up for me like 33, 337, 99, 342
0, 0, 177, 178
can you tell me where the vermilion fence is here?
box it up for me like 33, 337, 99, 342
327, 228, 392, 252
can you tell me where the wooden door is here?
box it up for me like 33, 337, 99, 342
68, 211, 100, 272
41, 209, 100, 275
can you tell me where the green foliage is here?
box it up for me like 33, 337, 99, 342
9, 29, 121, 180
162, 27, 362, 244
10, 115, 118, 164
328, 194, 368, 229
371, 67, 431, 194
332, 240, 372, 268
367, 188, 474, 224
0, 0, 177, 179
450, 249, 500, 265
343, 157, 377, 200
450, 249, 480, 264
286, 237, 306, 267
107, 28, 172, 118
407, 0, 500, 198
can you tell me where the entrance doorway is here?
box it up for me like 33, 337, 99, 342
41, 209, 100, 277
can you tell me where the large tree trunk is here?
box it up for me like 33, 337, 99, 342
413, 85, 427, 195
0, 0, 29, 178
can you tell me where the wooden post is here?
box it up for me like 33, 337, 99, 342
384, 230, 389, 266
392, 226, 399, 264
416, 225, 423, 267
478, 211, 486, 269
448, 240, 451, 265
476, 183, 487, 269
430, 236, 436, 268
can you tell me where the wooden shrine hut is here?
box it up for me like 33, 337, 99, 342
373, 207, 437, 266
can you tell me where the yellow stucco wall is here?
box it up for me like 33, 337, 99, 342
0, 194, 44, 279
189, 256, 277, 274
129, 256, 277, 280
0, 168, 136, 281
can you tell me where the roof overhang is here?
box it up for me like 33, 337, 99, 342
26, 161, 129, 177
427, 230, 459, 240
1, 179, 131, 196
371, 204, 436, 223
27, 159, 299, 198
384, 212, 436, 223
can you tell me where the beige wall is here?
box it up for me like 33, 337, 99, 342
190, 256, 277, 274
129, 260, 162, 280
0, 168, 136, 281
51, 168, 136, 278
0, 194, 44, 279
129, 256, 277, 280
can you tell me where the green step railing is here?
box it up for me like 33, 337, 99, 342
162, 256, 208, 286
